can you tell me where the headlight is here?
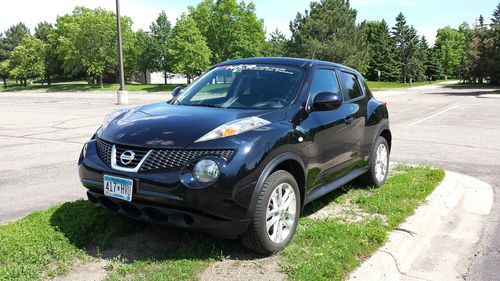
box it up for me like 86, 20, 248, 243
103, 108, 129, 129
82, 142, 88, 157
193, 159, 220, 183
195, 116, 270, 142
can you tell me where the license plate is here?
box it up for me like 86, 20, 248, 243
103, 175, 133, 202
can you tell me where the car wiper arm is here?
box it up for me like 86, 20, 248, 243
189, 104, 223, 108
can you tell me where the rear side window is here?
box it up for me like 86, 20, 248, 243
339, 72, 363, 100
310, 69, 341, 98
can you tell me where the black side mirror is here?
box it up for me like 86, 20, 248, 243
171, 86, 184, 98
312, 92, 342, 111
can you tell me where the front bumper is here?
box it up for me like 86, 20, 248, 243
86, 190, 249, 238
78, 139, 260, 238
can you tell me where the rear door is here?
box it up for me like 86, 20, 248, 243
337, 70, 366, 162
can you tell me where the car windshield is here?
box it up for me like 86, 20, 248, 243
175, 64, 305, 109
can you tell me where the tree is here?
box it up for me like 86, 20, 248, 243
189, 0, 266, 63
490, 3, 500, 84
150, 11, 173, 84
288, 0, 369, 72
261, 29, 288, 57
362, 20, 400, 81
9, 35, 45, 86
435, 26, 466, 78
55, 7, 134, 87
169, 14, 211, 82
425, 47, 443, 81
34, 22, 61, 85
130, 30, 156, 84
1, 22, 30, 59
391, 13, 420, 82
0, 60, 9, 87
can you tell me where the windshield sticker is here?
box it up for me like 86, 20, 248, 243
224, 64, 294, 75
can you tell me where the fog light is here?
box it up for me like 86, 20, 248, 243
193, 159, 220, 183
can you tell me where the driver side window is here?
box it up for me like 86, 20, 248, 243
310, 69, 341, 100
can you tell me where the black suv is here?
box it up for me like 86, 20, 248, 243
79, 57, 391, 254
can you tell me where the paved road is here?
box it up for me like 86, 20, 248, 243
0, 84, 499, 280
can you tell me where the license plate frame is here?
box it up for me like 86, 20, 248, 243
103, 175, 134, 202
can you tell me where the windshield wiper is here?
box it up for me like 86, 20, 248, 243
188, 104, 223, 108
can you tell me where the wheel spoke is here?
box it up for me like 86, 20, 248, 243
275, 219, 283, 241
277, 184, 283, 205
267, 208, 279, 219
267, 215, 280, 230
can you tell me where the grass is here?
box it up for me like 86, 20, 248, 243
0, 80, 184, 93
367, 80, 446, 91
0, 165, 444, 281
0, 79, 450, 93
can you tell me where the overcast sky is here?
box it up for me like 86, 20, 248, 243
0, 0, 498, 44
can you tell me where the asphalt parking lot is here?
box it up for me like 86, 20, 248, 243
0, 84, 499, 280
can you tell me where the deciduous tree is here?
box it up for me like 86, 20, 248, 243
169, 14, 211, 83
189, 0, 265, 63
9, 35, 45, 86
150, 11, 173, 84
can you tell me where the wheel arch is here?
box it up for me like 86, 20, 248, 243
244, 152, 306, 219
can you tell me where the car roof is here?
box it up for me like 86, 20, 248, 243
215, 57, 360, 75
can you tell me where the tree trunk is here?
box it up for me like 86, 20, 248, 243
24, 79, 28, 86
164, 72, 167, 85
143, 71, 148, 84
2, 78, 6, 88
99, 75, 103, 88
48, 75, 51, 86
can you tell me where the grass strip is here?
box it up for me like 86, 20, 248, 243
0, 165, 444, 281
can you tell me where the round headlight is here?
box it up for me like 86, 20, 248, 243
193, 159, 220, 183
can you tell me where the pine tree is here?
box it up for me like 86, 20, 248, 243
262, 29, 288, 57
363, 20, 400, 81
288, 0, 369, 72
391, 13, 419, 83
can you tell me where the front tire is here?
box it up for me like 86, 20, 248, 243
358, 136, 390, 186
241, 170, 300, 254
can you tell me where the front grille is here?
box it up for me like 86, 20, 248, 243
95, 138, 233, 172
140, 149, 234, 172
96, 138, 112, 165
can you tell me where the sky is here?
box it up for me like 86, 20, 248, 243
0, 0, 498, 44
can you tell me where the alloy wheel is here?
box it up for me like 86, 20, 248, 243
266, 183, 297, 244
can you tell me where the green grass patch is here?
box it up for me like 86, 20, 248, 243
0, 166, 444, 280
367, 80, 446, 91
0, 81, 184, 93
281, 165, 444, 281
0, 200, 143, 280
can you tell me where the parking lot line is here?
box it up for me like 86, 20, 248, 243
408, 105, 459, 126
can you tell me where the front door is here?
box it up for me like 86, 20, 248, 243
300, 69, 358, 191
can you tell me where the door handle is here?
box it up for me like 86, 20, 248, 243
344, 116, 354, 125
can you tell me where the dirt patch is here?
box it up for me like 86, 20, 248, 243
308, 202, 387, 223
47, 259, 107, 281
89, 225, 180, 262
200, 254, 286, 281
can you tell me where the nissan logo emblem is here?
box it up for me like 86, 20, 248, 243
120, 150, 135, 165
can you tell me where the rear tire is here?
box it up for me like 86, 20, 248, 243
358, 136, 390, 187
241, 170, 300, 254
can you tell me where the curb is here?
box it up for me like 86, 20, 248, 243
347, 171, 493, 281
477, 94, 500, 99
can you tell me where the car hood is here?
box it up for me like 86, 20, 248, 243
99, 102, 286, 148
